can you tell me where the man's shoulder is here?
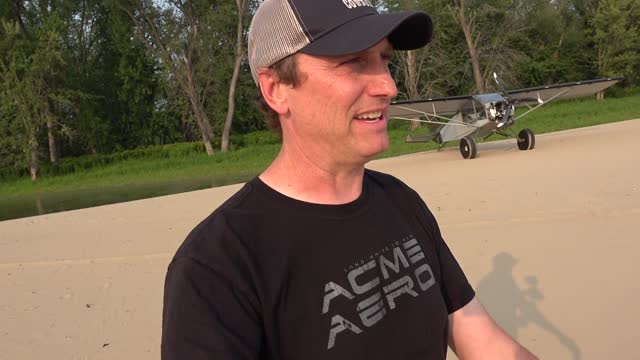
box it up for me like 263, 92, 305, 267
366, 168, 404, 186
196, 177, 266, 229
365, 169, 417, 197
365, 168, 432, 216
171, 178, 266, 267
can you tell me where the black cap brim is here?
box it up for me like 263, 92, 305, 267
300, 11, 433, 56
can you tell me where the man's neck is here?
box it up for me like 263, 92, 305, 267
259, 143, 367, 205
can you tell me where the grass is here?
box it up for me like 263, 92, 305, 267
1, 91, 639, 198
0, 143, 281, 196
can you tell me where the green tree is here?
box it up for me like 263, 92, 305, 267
448, 0, 527, 93
512, 0, 594, 86
0, 15, 69, 180
588, 0, 640, 95
105, 0, 164, 148
120, 0, 228, 155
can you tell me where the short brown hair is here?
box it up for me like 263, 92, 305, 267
256, 54, 300, 133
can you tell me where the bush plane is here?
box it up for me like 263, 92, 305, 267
389, 76, 622, 159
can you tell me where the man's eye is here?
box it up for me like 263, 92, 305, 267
342, 57, 364, 66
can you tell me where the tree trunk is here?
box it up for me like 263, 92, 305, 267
47, 118, 58, 163
191, 98, 214, 155
221, 0, 247, 152
221, 54, 243, 152
403, 50, 422, 130
552, 32, 565, 60
185, 71, 214, 155
456, 0, 485, 93
12, 0, 28, 34
30, 138, 39, 181
201, 130, 215, 155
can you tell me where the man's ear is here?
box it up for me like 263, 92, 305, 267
257, 68, 290, 115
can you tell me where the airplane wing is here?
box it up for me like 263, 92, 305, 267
389, 94, 472, 119
390, 77, 622, 124
508, 77, 623, 105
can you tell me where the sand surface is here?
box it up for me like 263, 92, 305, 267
1, 119, 639, 359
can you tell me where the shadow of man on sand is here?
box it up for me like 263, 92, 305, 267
475, 252, 581, 360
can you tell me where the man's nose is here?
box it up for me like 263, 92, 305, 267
368, 66, 398, 99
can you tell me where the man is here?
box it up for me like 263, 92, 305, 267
162, 0, 538, 359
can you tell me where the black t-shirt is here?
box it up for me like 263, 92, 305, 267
162, 170, 474, 359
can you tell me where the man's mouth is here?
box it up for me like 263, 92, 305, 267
354, 111, 383, 123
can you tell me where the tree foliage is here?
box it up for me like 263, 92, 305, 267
0, 0, 638, 180
0, 8, 70, 179
588, 0, 640, 83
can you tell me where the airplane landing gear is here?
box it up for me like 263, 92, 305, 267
459, 136, 477, 159
517, 128, 535, 150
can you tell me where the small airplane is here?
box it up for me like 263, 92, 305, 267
389, 76, 622, 159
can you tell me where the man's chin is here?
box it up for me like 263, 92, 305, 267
361, 141, 389, 162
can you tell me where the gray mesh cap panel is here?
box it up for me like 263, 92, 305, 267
248, 0, 310, 83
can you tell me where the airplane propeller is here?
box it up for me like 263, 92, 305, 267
492, 72, 546, 126
492, 72, 515, 127
493, 72, 544, 105
493, 72, 510, 97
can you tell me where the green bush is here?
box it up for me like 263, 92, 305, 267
240, 131, 280, 146
34, 142, 206, 178
0, 133, 283, 181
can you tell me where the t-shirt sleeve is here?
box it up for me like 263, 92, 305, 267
161, 256, 263, 359
418, 199, 475, 314
369, 170, 475, 314
373, 171, 476, 315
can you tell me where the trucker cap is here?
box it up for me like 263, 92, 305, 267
248, 0, 433, 83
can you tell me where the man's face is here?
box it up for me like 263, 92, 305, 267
281, 39, 398, 167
